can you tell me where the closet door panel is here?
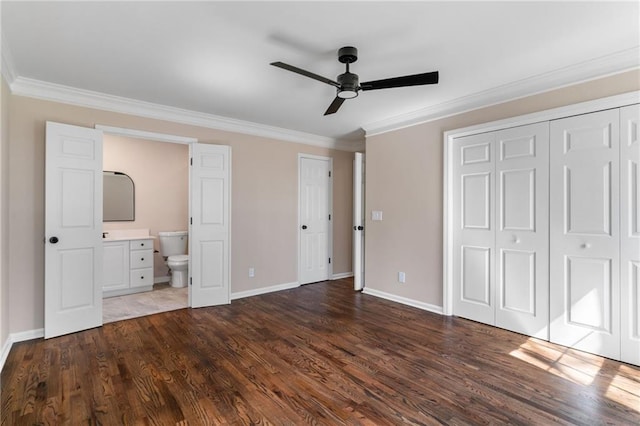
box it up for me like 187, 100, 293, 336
550, 109, 620, 360
621, 104, 640, 366
495, 122, 549, 339
453, 132, 496, 325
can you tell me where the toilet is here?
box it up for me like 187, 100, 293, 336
158, 231, 189, 288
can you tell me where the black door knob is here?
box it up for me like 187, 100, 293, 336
357, 226, 364, 231
301, 225, 308, 230
49, 236, 59, 244
353, 226, 357, 230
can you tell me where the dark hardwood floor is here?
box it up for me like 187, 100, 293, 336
2, 279, 639, 424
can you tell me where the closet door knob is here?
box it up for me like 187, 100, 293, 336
302, 225, 308, 230
49, 236, 59, 244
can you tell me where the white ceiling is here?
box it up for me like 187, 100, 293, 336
2, 1, 639, 145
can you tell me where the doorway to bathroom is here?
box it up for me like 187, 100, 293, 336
44, 122, 232, 338
101, 132, 190, 323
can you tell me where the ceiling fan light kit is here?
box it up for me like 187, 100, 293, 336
271, 46, 439, 115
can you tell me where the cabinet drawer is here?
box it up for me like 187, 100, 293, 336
130, 249, 153, 269
130, 268, 153, 288
131, 239, 153, 251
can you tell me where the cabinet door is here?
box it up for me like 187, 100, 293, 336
550, 109, 620, 360
103, 241, 129, 291
621, 104, 640, 366
452, 132, 496, 325
495, 123, 549, 339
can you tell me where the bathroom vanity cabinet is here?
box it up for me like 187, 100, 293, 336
103, 238, 154, 298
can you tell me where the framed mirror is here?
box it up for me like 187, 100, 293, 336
103, 171, 135, 221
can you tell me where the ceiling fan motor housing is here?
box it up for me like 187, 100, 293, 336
338, 46, 358, 64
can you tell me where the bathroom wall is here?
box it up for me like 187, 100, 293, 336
7, 95, 354, 335
103, 135, 189, 279
364, 69, 640, 309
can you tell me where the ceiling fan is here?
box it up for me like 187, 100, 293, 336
271, 46, 439, 116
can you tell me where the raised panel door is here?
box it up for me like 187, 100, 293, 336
550, 109, 620, 360
495, 122, 549, 339
45, 122, 103, 338
299, 157, 330, 285
621, 104, 640, 365
453, 132, 496, 325
190, 144, 231, 308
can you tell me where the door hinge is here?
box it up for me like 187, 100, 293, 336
190, 217, 193, 225
190, 158, 193, 166
190, 277, 192, 286
329, 171, 331, 177
329, 257, 331, 264
329, 214, 331, 220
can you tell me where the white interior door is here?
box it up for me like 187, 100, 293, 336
190, 143, 231, 308
550, 109, 621, 360
620, 104, 640, 365
299, 155, 331, 285
494, 123, 549, 339
452, 132, 496, 325
353, 152, 365, 291
45, 122, 103, 338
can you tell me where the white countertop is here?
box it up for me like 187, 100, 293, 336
103, 235, 156, 242
102, 228, 155, 242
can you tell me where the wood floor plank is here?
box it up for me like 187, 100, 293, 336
2, 279, 639, 424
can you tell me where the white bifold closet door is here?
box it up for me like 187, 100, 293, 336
453, 122, 549, 338
620, 104, 640, 366
549, 109, 621, 360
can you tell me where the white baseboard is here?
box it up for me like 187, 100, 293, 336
331, 272, 353, 280
0, 335, 12, 373
154, 276, 170, 284
1, 328, 45, 373
362, 288, 444, 315
231, 281, 299, 300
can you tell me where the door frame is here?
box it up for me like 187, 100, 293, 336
297, 153, 333, 284
442, 90, 640, 316
95, 125, 197, 307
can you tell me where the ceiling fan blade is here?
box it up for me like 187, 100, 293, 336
271, 61, 340, 88
324, 96, 345, 115
360, 71, 439, 91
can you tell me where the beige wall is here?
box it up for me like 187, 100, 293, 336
1, 76, 9, 351
8, 96, 354, 334
103, 135, 189, 278
364, 69, 640, 308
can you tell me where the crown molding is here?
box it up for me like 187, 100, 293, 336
362, 47, 640, 137
9, 77, 364, 152
0, 30, 17, 85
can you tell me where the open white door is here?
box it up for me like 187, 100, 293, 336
353, 153, 365, 291
190, 143, 231, 308
45, 122, 103, 338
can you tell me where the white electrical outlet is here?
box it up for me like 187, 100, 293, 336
398, 272, 406, 283
372, 210, 383, 221
249, 267, 255, 278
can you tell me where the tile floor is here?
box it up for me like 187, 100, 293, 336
103, 282, 188, 323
